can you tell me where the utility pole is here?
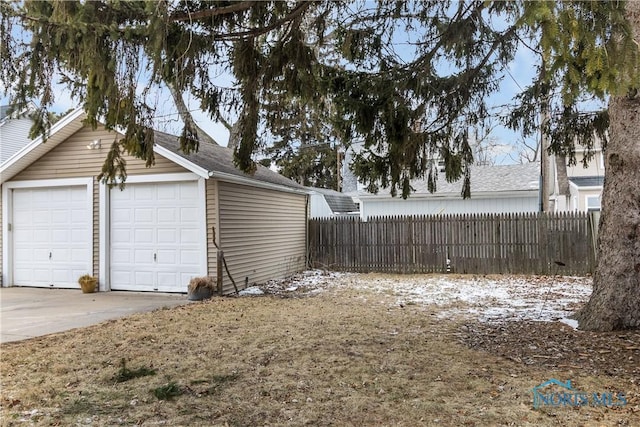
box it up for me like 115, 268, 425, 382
539, 59, 551, 212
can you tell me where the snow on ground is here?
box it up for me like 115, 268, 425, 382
245, 270, 592, 325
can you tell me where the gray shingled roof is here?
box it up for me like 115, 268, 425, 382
569, 176, 604, 188
309, 187, 358, 213
153, 131, 305, 191
360, 162, 540, 197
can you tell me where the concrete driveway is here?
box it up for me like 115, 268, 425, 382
0, 287, 191, 343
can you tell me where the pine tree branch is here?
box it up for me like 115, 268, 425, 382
170, 1, 257, 22
209, 2, 312, 41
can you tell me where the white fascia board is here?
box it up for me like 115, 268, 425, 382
211, 171, 310, 195
572, 185, 603, 191
153, 144, 211, 179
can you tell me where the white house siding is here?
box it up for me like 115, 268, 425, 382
360, 195, 538, 220
7, 125, 188, 281
0, 118, 34, 162
217, 181, 307, 294
309, 193, 334, 218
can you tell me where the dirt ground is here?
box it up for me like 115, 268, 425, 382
1, 272, 638, 426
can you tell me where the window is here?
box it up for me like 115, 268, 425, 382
586, 195, 601, 212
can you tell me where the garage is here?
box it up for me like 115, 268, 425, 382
109, 179, 205, 292
11, 184, 92, 288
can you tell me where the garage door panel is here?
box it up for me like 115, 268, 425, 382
110, 180, 203, 292
135, 186, 154, 200
181, 229, 199, 244
157, 229, 177, 243
134, 249, 154, 264
135, 208, 154, 222
71, 248, 87, 262
134, 229, 154, 244
180, 250, 200, 265
52, 229, 70, 243
111, 270, 131, 286
157, 208, 177, 222
180, 207, 197, 222
156, 250, 176, 264
134, 271, 154, 285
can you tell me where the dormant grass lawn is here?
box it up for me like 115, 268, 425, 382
1, 272, 638, 426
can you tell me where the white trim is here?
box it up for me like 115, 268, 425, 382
197, 177, 208, 276
2, 177, 93, 287
153, 144, 211, 179
104, 174, 207, 291
99, 181, 109, 291
211, 171, 310, 195
2, 184, 9, 287
116, 172, 200, 185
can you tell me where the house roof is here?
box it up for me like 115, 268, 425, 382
569, 176, 604, 188
1, 109, 306, 194
307, 187, 358, 213
153, 131, 305, 192
358, 162, 540, 198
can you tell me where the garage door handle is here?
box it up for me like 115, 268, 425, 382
49, 252, 52, 260
154, 253, 157, 262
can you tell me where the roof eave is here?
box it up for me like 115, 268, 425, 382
152, 144, 211, 179
210, 170, 310, 195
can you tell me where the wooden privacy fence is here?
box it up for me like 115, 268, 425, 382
309, 212, 596, 276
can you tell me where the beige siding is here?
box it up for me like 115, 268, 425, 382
206, 179, 219, 280
217, 181, 307, 295
7, 125, 189, 284
12, 126, 186, 181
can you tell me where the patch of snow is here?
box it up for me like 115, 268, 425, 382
243, 270, 592, 325
238, 286, 264, 296
559, 317, 580, 329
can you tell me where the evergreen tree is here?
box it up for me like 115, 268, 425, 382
1, 1, 638, 330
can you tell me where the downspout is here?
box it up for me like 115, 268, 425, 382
305, 194, 310, 269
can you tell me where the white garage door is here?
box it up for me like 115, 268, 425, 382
12, 186, 92, 288
110, 181, 202, 292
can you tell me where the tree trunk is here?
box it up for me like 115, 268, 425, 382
167, 82, 220, 146
576, 2, 640, 331
555, 154, 571, 209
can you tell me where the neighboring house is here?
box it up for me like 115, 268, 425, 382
0, 108, 308, 294
568, 144, 605, 212
307, 187, 359, 218
0, 102, 37, 163
546, 142, 605, 212
352, 163, 540, 220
